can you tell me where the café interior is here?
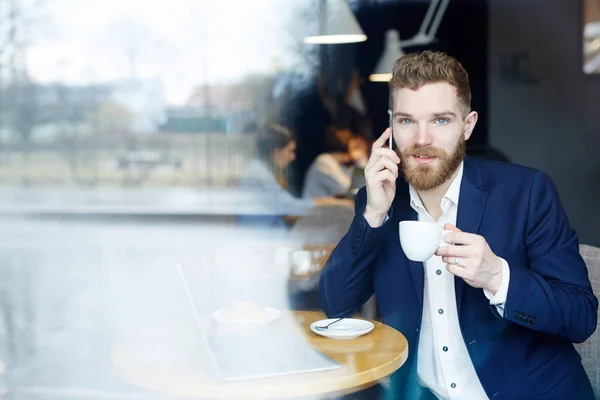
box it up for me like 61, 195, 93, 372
0, 0, 599, 399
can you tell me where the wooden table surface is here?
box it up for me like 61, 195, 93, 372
111, 311, 408, 399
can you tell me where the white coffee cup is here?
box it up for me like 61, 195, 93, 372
399, 221, 452, 262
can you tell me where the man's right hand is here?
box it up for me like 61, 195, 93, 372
363, 128, 400, 227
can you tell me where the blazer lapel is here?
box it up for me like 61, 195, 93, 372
455, 157, 488, 315
392, 182, 425, 311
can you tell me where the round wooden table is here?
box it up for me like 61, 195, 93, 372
111, 311, 408, 399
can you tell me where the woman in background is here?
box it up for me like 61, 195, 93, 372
238, 122, 346, 227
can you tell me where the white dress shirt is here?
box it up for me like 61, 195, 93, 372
411, 162, 511, 400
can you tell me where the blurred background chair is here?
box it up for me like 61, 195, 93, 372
287, 204, 354, 311
288, 204, 378, 319
574, 244, 600, 399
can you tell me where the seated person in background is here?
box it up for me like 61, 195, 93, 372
303, 127, 370, 199
238, 122, 350, 227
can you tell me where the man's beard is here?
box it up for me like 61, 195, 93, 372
399, 137, 466, 191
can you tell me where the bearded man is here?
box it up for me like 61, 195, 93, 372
319, 51, 597, 400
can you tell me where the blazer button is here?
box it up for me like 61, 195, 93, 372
530, 318, 536, 325
515, 311, 522, 320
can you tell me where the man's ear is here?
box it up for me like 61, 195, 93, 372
464, 111, 478, 140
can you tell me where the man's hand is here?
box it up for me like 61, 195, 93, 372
363, 128, 400, 227
435, 223, 504, 294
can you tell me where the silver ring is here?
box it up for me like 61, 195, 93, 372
455, 256, 460, 266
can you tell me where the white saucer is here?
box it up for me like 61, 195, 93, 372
310, 318, 375, 339
211, 306, 281, 325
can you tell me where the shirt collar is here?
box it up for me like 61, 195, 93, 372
409, 161, 464, 212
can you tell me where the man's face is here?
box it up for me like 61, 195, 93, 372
391, 82, 478, 191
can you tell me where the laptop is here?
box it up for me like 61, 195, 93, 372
175, 264, 340, 381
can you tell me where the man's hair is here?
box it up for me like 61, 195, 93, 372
389, 51, 471, 114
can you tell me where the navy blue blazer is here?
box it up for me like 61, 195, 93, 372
319, 156, 598, 400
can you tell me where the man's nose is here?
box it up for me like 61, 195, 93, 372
414, 125, 433, 146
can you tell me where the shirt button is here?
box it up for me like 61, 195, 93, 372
450, 383, 456, 389
442, 346, 448, 352
438, 308, 444, 314
436, 269, 442, 275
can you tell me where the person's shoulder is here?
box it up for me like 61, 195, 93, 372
470, 157, 559, 199
246, 158, 268, 171
314, 153, 337, 166
472, 157, 550, 182
308, 153, 342, 177
243, 158, 273, 180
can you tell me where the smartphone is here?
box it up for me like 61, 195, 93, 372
388, 110, 393, 149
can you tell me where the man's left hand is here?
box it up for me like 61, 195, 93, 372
435, 223, 504, 294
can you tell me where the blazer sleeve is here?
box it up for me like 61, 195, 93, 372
319, 188, 394, 318
504, 171, 598, 343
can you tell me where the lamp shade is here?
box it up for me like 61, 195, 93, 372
369, 30, 404, 82
304, 0, 367, 44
